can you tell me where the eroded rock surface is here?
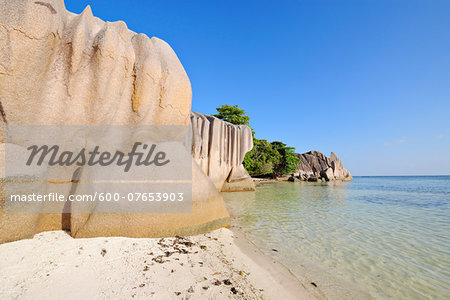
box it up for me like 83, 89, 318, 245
0, 0, 232, 243
190, 112, 255, 192
295, 151, 352, 181
0, 0, 192, 131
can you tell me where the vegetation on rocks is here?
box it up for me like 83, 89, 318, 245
214, 105, 300, 177
213, 105, 250, 126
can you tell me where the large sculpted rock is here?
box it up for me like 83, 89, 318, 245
295, 151, 352, 181
0, 0, 191, 129
0, 144, 52, 243
0, 0, 232, 243
190, 112, 255, 192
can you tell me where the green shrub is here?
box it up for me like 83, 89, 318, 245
212, 104, 250, 126
213, 104, 300, 177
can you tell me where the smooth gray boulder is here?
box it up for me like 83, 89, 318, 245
320, 167, 335, 181
295, 151, 352, 181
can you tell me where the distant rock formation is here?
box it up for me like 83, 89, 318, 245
190, 112, 255, 192
0, 0, 233, 243
295, 151, 352, 182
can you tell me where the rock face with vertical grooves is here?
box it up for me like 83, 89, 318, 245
0, 0, 192, 130
190, 112, 255, 192
295, 151, 352, 181
0, 0, 234, 243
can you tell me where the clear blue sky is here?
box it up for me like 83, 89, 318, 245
65, 0, 450, 176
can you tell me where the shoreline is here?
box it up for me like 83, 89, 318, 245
229, 219, 320, 300
225, 196, 323, 300
223, 183, 371, 300
230, 222, 369, 300
0, 227, 315, 299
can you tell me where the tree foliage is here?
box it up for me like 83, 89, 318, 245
212, 104, 250, 126
270, 141, 300, 176
243, 139, 281, 176
214, 104, 300, 177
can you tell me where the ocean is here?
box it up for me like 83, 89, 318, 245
223, 176, 450, 299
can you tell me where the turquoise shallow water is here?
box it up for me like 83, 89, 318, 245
223, 176, 450, 299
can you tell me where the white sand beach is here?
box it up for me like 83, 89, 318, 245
0, 228, 315, 300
